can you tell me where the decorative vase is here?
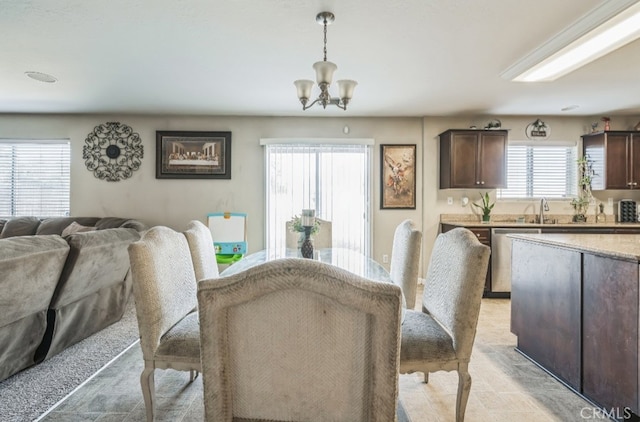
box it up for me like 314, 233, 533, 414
301, 237, 314, 259
482, 214, 491, 223
301, 227, 314, 259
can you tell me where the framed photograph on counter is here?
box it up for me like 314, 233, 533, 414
381, 144, 416, 209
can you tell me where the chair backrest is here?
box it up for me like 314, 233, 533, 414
184, 220, 219, 281
286, 218, 332, 249
128, 226, 198, 360
390, 219, 422, 309
422, 227, 491, 359
197, 258, 402, 422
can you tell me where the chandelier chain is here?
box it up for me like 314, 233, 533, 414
323, 17, 328, 62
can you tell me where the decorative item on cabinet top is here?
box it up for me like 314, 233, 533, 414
82, 122, 143, 182
484, 119, 502, 130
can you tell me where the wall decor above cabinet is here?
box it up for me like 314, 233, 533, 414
525, 119, 550, 140
439, 129, 508, 189
82, 122, 143, 182
582, 131, 640, 190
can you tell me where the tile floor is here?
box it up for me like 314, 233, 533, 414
39, 292, 596, 421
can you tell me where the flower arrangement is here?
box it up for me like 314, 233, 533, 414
472, 192, 495, 221
289, 215, 321, 235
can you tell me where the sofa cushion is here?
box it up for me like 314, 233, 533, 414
95, 217, 147, 232
0, 235, 70, 326
0, 217, 42, 238
61, 222, 97, 237
36, 217, 100, 235
51, 228, 141, 308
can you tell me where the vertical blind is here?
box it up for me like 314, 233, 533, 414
0, 140, 70, 217
498, 144, 578, 199
264, 143, 371, 256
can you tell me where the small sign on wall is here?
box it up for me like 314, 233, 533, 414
525, 119, 550, 140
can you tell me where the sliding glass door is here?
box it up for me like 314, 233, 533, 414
264, 142, 371, 256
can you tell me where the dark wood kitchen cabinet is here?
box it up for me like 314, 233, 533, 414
439, 129, 507, 189
582, 254, 638, 414
511, 236, 640, 415
582, 131, 640, 190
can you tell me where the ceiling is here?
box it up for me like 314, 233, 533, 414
2, 0, 639, 117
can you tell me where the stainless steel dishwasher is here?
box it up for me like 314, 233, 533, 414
490, 228, 541, 293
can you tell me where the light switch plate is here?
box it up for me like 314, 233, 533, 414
447, 197, 453, 205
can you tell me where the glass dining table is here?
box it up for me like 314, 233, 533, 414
220, 247, 406, 320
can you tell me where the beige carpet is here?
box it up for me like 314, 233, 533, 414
0, 300, 139, 422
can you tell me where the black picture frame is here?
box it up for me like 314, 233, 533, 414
156, 131, 231, 179
381, 144, 416, 209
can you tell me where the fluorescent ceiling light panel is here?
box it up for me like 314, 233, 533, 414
502, 0, 640, 82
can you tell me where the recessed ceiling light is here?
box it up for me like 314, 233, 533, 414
561, 104, 580, 111
25, 71, 57, 83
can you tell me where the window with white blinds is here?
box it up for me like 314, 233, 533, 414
0, 140, 70, 217
264, 142, 371, 256
498, 144, 578, 199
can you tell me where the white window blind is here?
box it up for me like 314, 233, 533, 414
498, 144, 577, 199
0, 140, 70, 217
264, 143, 371, 256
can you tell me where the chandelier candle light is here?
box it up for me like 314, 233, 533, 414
300, 209, 316, 259
294, 12, 357, 111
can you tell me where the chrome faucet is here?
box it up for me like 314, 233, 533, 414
539, 197, 549, 224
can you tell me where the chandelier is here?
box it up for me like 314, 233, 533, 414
294, 12, 357, 111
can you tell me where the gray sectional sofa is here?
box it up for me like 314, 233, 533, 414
0, 216, 147, 382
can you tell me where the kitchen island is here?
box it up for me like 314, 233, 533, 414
510, 233, 640, 419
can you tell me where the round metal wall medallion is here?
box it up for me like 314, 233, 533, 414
83, 122, 144, 181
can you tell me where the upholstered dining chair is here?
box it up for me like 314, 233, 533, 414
400, 227, 491, 422
285, 217, 333, 249
390, 219, 423, 310
128, 226, 201, 422
183, 220, 219, 282
197, 258, 403, 422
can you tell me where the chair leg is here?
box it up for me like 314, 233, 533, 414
423, 372, 429, 383
456, 369, 472, 422
189, 370, 199, 381
141, 366, 156, 422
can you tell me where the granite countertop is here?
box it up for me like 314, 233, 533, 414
508, 233, 640, 261
440, 214, 640, 229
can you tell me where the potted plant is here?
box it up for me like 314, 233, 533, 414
571, 156, 594, 222
289, 215, 321, 250
472, 192, 495, 223
290, 215, 321, 235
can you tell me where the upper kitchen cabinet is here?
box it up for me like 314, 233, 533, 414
582, 131, 640, 190
439, 129, 507, 189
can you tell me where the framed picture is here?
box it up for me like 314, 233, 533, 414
381, 144, 416, 209
156, 131, 231, 179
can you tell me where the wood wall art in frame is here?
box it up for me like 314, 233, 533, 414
381, 144, 416, 209
156, 131, 231, 179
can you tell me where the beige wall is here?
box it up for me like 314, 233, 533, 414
2, 113, 639, 278
0, 114, 423, 272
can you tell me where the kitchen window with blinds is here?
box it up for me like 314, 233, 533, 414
497, 142, 578, 199
0, 140, 70, 217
